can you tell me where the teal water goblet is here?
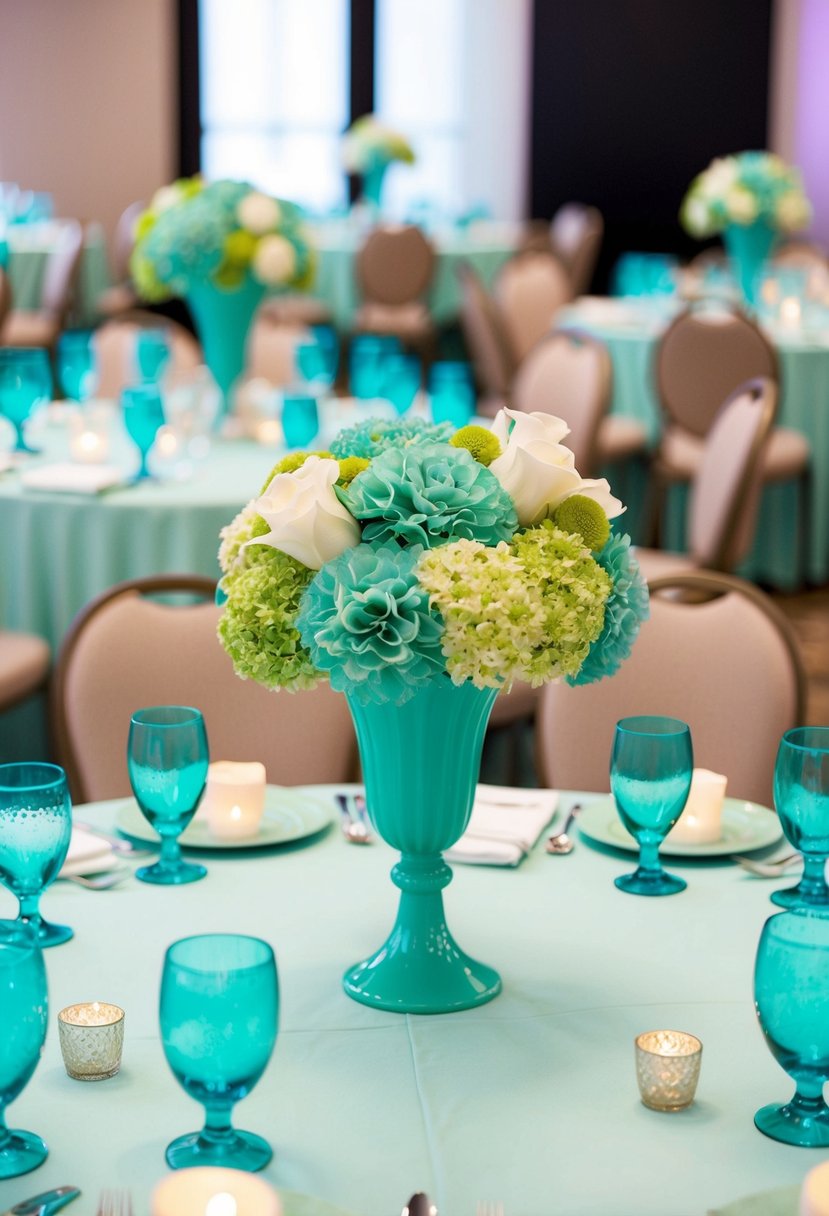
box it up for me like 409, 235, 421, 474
135, 328, 171, 384
754, 909, 829, 1146
122, 383, 165, 481
127, 706, 209, 886
0, 763, 73, 947
296, 326, 338, 391
350, 334, 400, 399
281, 394, 319, 448
383, 353, 421, 415
57, 330, 96, 402
0, 348, 52, 453
0, 921, 49, 1177
611, 715, 693, 896
160, 934, 278, 1171
429, 361, 476, 427
771, 727, 829, 910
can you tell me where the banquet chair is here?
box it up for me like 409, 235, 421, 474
549, 203, 604, 297
456, 262, 515, 416
494, 250, 573, 364
259, 295, 332, 329
246, 316, 312, 386
353, 224, 437, 361
1, 219, 84, 350
536, 570, 806, 806
93, 312, 202, 398
0, 630, 50, 715
511, 329, 648, 477
52, 575, 356, 803
0, 267, 12, 333
772, 241, 828, 273
96, 200, 144, 318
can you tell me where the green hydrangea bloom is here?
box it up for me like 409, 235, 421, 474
553, 495, 611, 552
130, 252, 169, 303
217, 501, 270, 578
449, 425, 501, 466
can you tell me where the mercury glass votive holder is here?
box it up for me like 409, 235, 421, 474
58, 1002, 125, 1081
635, 1029, 702, 1111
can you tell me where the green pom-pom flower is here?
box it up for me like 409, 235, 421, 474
567, 533, 649, 686
337, 456, 371, 486
554, 494, 611, 552
449, 425, 501, 466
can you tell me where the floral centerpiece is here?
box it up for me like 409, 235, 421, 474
680, 152, 812, 305
341, 115, 415, 210
130, 178, 315, 413
217, 411, 649, 1013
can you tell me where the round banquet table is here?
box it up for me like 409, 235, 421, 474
6, 221, 112, 327
0, 785, 815, 1216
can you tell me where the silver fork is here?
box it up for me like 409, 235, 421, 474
734, 852, 801, 877
60, 869, 132, 891
96, 1191, 133, 1216
476, 1203, 504, 1216
335, 793, 373, 844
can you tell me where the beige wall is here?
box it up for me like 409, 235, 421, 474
0, 0, 175, 248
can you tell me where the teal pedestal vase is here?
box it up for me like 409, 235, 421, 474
344, 678, 501, 1014
186, 274, 265, 416
361, 161, 389, 212
723, 221, 777, 307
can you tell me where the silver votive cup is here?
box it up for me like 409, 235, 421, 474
635, 1029, 702, 1111
58, 1002, 125, 1081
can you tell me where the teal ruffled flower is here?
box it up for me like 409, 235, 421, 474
342, 443, 517, 549
297, 543, 445, 705
330, 416, 453, 460
567, 532, 649, 687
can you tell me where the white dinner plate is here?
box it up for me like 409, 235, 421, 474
115, 785, 334, 851
577, 795, 782, 858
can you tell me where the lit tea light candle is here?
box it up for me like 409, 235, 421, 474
635, 1029, 702, 1111
801, 1160, 829, 1216
667, 768, 728, 845
255, 418, 282, 445
57, 1001, 125, 1081
780, 296, 802, 330
152, 1167, 281, 1216
69, 428, 109, 464
200, 761, 267, 841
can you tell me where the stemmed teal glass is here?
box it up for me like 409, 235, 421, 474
350, 334, 400, 399
127, 706, 209, 886
296, 325, 338, 390
135, 328, 171, 384
57, 330, 96, 402
160, 934, 279, 1171
771, 727, 829, 910
383, 353, 421, 415
0, 348, 52, 453
754, 909, 829, 1146
429, 361, 476, 427
0, 921, 49, 1177
611, 715, 693, 896
281, 395, 319, 448
0, 763, 73, 947
122, 384, 165, 481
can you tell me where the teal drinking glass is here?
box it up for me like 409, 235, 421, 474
57, 330, 96, 402
0, 763, 73, 947
296, 326, 338, 390
349, 334, 400, 399
610, 715, 693, 896
429, 361, 476, 427
383, 353, 421, 415
122, 383, 165, 481
0, 921, 49, 1177
771, 727, 829, 910
0, 348, 52, 453
160, 934, 278, 1171
754, 909, 829, 1146
135, 328, 171, 384
127, 706, 209, 886
281, 394, 319, 448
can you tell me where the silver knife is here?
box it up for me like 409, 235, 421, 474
4, 1186, 80, 1216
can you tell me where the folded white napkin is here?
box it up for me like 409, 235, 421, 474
447, 785, 559, 867
20, 463, 124, 495
59, 828, 117, 877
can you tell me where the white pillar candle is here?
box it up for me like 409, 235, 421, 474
667, 768, 728, 845
200, 761, 267, 841
152, 1167, 281, 1216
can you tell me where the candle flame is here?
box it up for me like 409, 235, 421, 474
230, 805, 242, 821
205, 1194, 237, 1216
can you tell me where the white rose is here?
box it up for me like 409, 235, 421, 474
252, 234, 297, 285
151, 184, 183, 214
725, 186, 759, 224
776, 191, 811, 232
248, 456, 360, 569
237, 191, 281, 235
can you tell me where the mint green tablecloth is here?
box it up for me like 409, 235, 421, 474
0, 786, 816, 1216
7, 222, 112, 327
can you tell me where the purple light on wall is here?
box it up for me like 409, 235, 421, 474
795, 0, 829, 245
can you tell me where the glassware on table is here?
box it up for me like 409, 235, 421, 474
0, 347, 52, 454
160, 933, 279, 1171
281, 394, 319, 449
135, 328, 172, 384
127, 706, 209, 886
122, 383, 166, 481
0, 763, 73, 947
296, 325, 338, 391
349, 334, 400, 400
429, 361, 476, 427
57, 329, 96, 402
610, 715, 693, 896
0, 920, 49, 1178
771, 727, 829, 910
383, 353, 421, 415
754, 908, 829, 1146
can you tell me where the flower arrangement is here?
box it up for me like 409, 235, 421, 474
341, 115, 416, 175
218, 411, 649, 706
680, 152, 812, 238
130, 177, 315, 303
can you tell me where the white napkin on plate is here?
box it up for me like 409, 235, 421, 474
446, 785, 559, 867
20, 463, 125, 495
59, 828, 118, 877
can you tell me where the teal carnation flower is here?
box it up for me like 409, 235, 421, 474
567, 532, 649, 687
342, 443, 517, 549
330, 416, 453, 460
296, 543, 445, 705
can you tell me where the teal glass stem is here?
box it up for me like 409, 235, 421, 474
0, 763, 73, 947
429, 361, 475, 427
383, 353, 421, 415
122, 383, 165, 481
0, 921, 49, 1178
754, 909, 829, 1147
127, 706, 209, 886
610, 715, 693, 897
771, 727, 829, 910
160, 934, 278, 1171
0, 347, 51, 453
343, 677, 502, 1013
57, 330, 96, 401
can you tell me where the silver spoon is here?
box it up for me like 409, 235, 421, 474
734, 852, 801, 878
546, 803, 582, 855
335, 794, 373, 845
59, 870, 131, 890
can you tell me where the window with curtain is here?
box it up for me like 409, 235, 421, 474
199, 0, 350, 214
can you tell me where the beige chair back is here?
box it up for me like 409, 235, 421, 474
656, 306, 777, 438
53, 575, 356, 803
772, 241, 828, 272
93, 313, 202, 399
549, 203, 603, 296
112, 200, 145, 281
356, 225, 435, 306
511, 329, 611, 475
457, 262, 515, 398
0, 267, 12, 331
536, 571, 805, 805
41, 219, 84, 319
247, 318, 311, 385
495, 250, 573, 363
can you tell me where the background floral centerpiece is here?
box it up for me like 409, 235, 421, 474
341, 114, 415, 211
680, 152, 812, 305
131, 177, 315, 413
217, 411, 648, 1013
